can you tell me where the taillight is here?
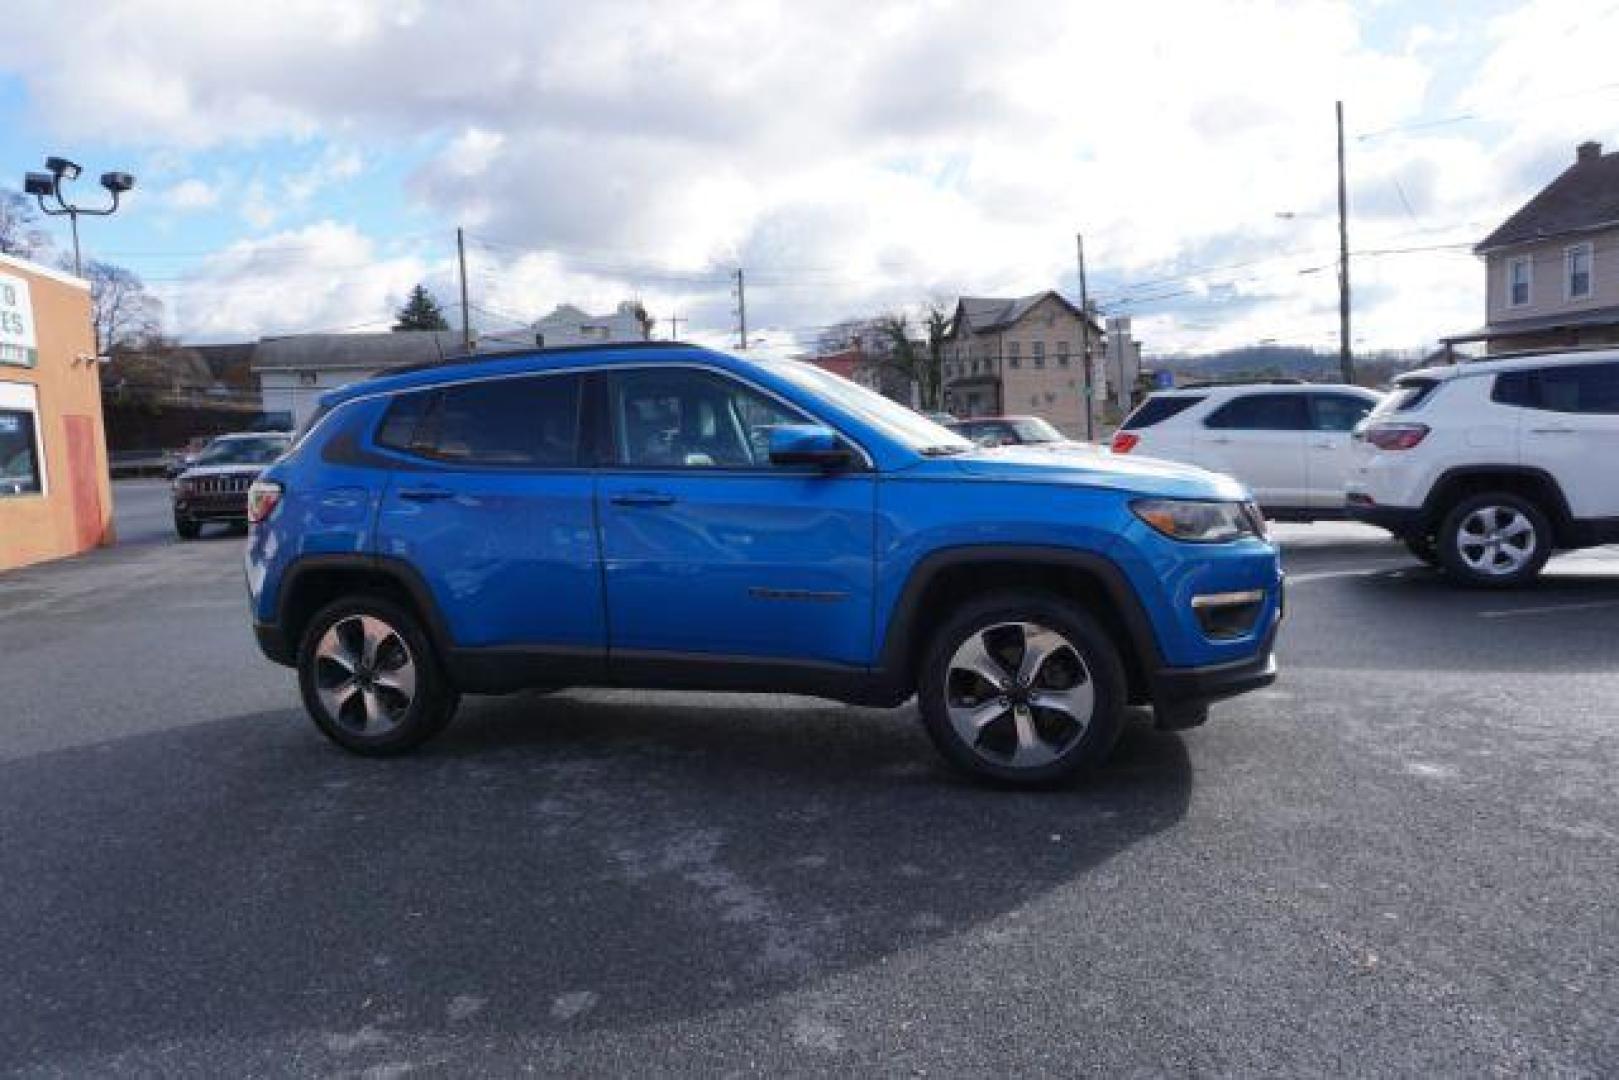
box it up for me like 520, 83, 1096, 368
1363, 423, 1429, 451
246, 479, 283, 525
1112, 431, 1140, 453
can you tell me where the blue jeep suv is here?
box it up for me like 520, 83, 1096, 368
246, 343, 1281, 785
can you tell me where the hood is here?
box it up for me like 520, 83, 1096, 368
926, 444, 1250, 501
178, 462, 274, 480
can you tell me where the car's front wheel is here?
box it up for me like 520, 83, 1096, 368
918, 591, 1126, 786
297, 595, 459, 755
174, 514, 201, 540
1437, 492, 1553, 588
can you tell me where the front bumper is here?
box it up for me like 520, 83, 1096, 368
174, 493, 250, 522
1148, 591, 1280, 728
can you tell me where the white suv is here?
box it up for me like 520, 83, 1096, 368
1112, 382, 1383, 520
1347, 349, 1619, 587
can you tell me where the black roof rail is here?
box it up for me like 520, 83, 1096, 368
1456, 343, 1619, 364
385, 340, 705, 377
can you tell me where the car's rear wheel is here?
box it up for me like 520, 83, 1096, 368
174, 514, 201, 540
1437, 492, 1552, 588
918, 591, 1125, 786
297, 595, 459, 755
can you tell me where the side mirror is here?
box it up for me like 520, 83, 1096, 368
768, 424, 852, 469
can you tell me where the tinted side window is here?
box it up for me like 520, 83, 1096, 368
1538, 362, 1619, 414
1121, 395, 1204, 430
611, 369, 809, 468
376, 391, 433, 452
1311, 394, 1375, 432
414, 375, 582, 466
1491, 371, 1537, 408
1204, 393, 1309, 430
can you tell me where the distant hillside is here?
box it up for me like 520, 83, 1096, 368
1147, 345, 1429, 388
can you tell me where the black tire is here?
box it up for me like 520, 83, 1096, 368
1436, 492, 1553, 589
917, 590, 1126, 787
174, 515, 201, 540
297, 594, 459, 755
1403, 533, 1440, 567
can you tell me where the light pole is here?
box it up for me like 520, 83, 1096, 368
23, 156, 136, 277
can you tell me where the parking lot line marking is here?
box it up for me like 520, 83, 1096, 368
1479, 599, 1619, 619
1286, 567, 1394, 584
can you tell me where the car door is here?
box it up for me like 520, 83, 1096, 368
1516, 361, 1619, 518
595, 365, 876, 669
372, 373, 606, 670
1305, 392, 1378, 509
1192, 392, 1310, 507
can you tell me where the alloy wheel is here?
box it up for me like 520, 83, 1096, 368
1455, 505, 1537, 577
944, 621, 1094, 769
313, 614, 417, 736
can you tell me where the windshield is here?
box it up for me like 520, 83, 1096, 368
1009, 417, 1064, 443
770, 361, 972, 454
194, 436, 289, 466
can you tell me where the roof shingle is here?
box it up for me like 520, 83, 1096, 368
1478, 144, 1619, 252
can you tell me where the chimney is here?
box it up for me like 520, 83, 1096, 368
1577, 140, 1602, 163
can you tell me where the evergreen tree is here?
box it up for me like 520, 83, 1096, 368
393, 284, 450, 331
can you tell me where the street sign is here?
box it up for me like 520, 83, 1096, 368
0, 273, 38, 368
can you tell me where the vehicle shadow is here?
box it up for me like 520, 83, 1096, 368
0, 697, 1192, 1066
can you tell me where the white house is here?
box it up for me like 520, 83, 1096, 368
531, 301, 652, 347
253, 331, 486, 429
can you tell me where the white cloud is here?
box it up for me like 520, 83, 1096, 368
164, 178, 218, 210
159, 221, 439, 341
6, 0, 1614, 351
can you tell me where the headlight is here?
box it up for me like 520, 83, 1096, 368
1132, 498, 1264, 543
173, 477, 194, 494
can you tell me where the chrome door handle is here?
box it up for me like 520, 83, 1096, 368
1309, 439, 1337, 449
397, 486, 453, 502
1205, 436, 1232, 445
610, 491, 677, 507
1528, 427, 1574, 435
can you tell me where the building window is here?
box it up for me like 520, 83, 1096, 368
0, 404, 44, 497
1057, 341, 1070, 367
1567, 243, 1593, 300
1007, 341, 1020, 368
1508, 256, 1532, 307
1033, 341, 1046, 368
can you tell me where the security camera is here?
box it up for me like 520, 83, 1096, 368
45, 156, 81, 181
100, 172, 135, 194
24, 172, 55, 197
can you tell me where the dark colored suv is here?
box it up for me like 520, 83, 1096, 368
172, 432, 289, 539
245, 344, 1282, 786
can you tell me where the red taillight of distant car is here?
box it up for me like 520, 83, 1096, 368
1362, 423, 1429, 451
246, 479, 283, 525
1112, 432, 1140, 453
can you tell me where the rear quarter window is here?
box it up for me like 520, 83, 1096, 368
1121, 395, 1204, 430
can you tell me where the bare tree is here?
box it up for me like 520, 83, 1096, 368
0, 190, 51, 260
81, 260, 163, 353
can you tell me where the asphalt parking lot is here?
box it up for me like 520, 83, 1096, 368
1, 480, 1616, 1075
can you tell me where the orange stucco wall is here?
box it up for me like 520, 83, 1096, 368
0, 253, 114, 571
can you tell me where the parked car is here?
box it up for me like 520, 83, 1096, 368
171, 432, 290, 539
244, 343, 1281, 786
949, 415, 1068, 448
1111, 382, 1383, 520
164, 436, 212, 480
1348, 348, 1619, 587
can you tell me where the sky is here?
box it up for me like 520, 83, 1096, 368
1, 0, 1617, 359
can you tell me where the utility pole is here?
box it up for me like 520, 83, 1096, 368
1076, 232, 1095, 442
666, 314, 686, 341
1336, 101, 1354, 385
457, 226, 472, 354
734, 268, 747, 350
